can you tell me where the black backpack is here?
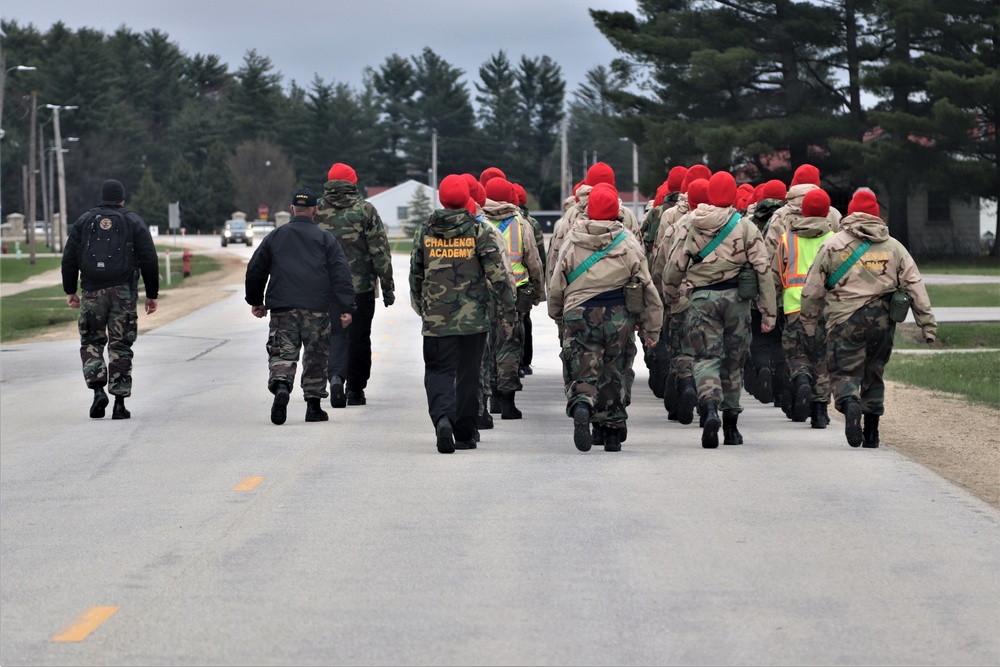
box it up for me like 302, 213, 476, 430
80, 206, 135, 279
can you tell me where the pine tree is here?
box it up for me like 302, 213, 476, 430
403, 185, 433, 238
130, 167, 169, 230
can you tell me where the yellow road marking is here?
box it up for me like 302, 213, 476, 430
232, 476, 264, 491
50, 606, 119, 642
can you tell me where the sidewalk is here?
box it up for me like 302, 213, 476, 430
0, 268, 64, 298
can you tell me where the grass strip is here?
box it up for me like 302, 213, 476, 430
885, 350, 1000, 408
924, 283, 1000, 308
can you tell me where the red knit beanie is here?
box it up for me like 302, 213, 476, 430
791, 164, 821, 187
585, 162, 615, 187
485, 178, 513, 204
848, 190, 880, 217
654, 182, 670, 208
801, 189, 831, 218
708, 172, 737, 207
687, 179, 710, 209
512, 183, 528, 206
439, 175, 470, 210
587, 185, 620, 221
760, 179, 787, 201
736, 192, 750, 211
464, 197, 478, 216
666, 166, 688, 193
682, 165, 712, 193
753, 184, 766, 204
327, 163, 357, 184
479, 167, 506, 186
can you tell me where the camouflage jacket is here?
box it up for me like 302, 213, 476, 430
482, 199, 545, 302
641, 192, 680, 256
519, 205, 547, 271
662, 205, 778, 327
800, 213, 937, 339
409, 208, 516, 337
650, 210, 694, 314
548, 218, 664, 342
315, 180, 394, 296
750, 198, 785, 233
764, 184, 842, 260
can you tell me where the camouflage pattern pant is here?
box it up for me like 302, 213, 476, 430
79, 284, 137, 397
562, 304, 636, 429
783, 314, 830, 403
685, 288, 751, 412
267, 309, 332, 400
670, 307, 694, 382
478, 326, 496, 403
491, 313, 524, 394
826, 300, 895, 416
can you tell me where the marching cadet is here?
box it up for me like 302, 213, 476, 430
246, 188, 356, 425
764, 164, 842, 259
548, 184, 663, 453
799, 189, 936, 448
772, 188, 835, 427
512, 182, 546, 377
482, 177, 544, 419
316, 162, 395, 408
662, 172, 777, 449
745, 179, 788, 407
410, 175, 516, 454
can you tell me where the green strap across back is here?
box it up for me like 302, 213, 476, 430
826, 240, 872, 290
695, 212, 741, 262
567, 232, 628, 284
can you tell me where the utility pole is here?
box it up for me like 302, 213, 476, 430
39, 137, 49, 247
48, 104, 78, 253
560, 118, 568, 203
632, 142, 640, 219
430, 129, 438, 198
27, 91, 37, 264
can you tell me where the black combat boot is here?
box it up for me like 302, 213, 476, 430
346, 389, 366, 406
454, 430, 477, 450
305, 398, 329, 422
677, 378, 697, 426
591, 424, 605, 449
701, 401, 721, 449
810, 401, 828, 429
572, 404, 591, 452
698, 404, 706, 428
271, 383, 290, 425
522, 365, 533, 376
477, 398, 494, 429
489, 393, 502, 415
820, 402, 831, 427
842, 398, 863, 447
722, 410, 743, 445
791, 375, 811, 422
90, 387, 109, 419
663, 371, 678, 415
604, 428, 622, 452
436, 417, 455, 454
863, 414, 880, 448
754, 365, 773, 404
329, 375, 346, 408
112, 396, 130, 420
500, 392, 522, 420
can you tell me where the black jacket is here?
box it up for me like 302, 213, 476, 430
62, 203, 160, 299
245, 216, 356, 313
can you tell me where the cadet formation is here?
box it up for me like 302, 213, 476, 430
65, 162, 938, 455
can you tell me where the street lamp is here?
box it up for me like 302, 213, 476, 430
0, 65, 38, 139
45, 104, 79, 252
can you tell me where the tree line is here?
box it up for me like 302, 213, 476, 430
2, 3, 996, 253
1, 21, 615, 233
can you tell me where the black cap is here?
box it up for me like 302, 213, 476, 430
101, 179, 125, 203
292, 188, 318, 207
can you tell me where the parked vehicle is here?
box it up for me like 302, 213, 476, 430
222, 220, 253, 247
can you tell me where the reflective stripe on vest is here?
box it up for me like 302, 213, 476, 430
501, 216, 528, 286
781, 231, 833, 314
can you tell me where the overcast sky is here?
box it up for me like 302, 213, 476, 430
1, 0, 639, 96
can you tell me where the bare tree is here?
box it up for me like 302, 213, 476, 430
227, 139, 296, 220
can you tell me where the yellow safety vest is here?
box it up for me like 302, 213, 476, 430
496, 216, 528, 286
781, 230, 833, 314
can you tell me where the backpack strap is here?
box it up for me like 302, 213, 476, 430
567, 232, 628, 284
693, 212, 741, 263
497, 216, 515, 234
825, 240, 872, 290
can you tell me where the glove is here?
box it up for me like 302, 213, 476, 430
383, 290, 395, 307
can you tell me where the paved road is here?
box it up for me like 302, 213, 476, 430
1, 254, 998, 666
